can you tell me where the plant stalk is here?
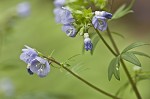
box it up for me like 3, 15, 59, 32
94, 29, 118, 56
106, 27, 142, 99
43, 56, 120, 99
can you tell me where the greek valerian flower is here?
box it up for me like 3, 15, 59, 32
20, 45, 37, 64
20, 45, 51, 77
54, 0, 66, 7
62, 24, 76, 37
16, 2, 30, 17
92, 11, 112, 31
30, 57, 50, 78
54, 7, 74, 24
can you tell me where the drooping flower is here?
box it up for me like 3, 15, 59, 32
53, 7, 74, 24
62, 24, 76, 37
29, 57, 50, 78
92, 11, 112, 31
84, 33, 93, 51
16, 2, 30, 17
54, 0, 66, 7
20, 45, 37, 64
92, 16, 107, 31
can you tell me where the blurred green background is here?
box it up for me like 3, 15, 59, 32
0, 0, 150, 99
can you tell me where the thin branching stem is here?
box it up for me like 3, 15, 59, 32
106, 27, 142, 99
42, 56, 120, 99
94, 28, 118, 56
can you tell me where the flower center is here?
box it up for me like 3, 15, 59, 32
36, 62, 46, 72
67, 29, 73, 36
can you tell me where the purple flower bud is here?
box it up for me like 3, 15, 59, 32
84, 38, 93, 51
16, 2, 30, 17
20, 45, 37, 64
30, 57, 50, 78
53, 7, 74, 24
62, 24, 76, 37
54, 0, 66, 7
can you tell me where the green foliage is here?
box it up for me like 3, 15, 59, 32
121, 52, 141, 66
111, 0, 135, 20
91, 0, 108, 9
110, 31, 125, 38
122, 42, 150, 53
73, 8, 93, 25
66, 0, 88, 10
129, 51, 150, 59
67, 0, 108, 11
108, 57, 120, 81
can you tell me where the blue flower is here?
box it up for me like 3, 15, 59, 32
29, 57, 50, 78
62, 24, 76, 37
54, 0, 66, 7
53, 7, 74, 24
16, 2, 30, 17
20, 45, 37, 64
92, 16, 107, 31
84, 37, 93, 51
92, 11, 112, 31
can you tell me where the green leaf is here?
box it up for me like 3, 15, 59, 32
82, 42, 85, 54
90, 36, 100, 55
78, 26, 84, 36
122, 42, 150, 53
130, 51, 150, 59
121, 52, 141, 66
108, 57, 120, 81
95, 0, 108, 9
112, 4, 126, 18
138, 75, 150, 81
111, 31, 125, 38
111, 0, 135, 20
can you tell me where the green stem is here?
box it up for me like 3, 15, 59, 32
43, 56, 120, 99
106, 27, 142, 99
94, 28, 118, 56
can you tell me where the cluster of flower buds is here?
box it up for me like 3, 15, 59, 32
53, 1, 113, 51
84, 33, 93, 51
53, 0, 77, 37
20, 46, 50, 77
16, 1, 30, 18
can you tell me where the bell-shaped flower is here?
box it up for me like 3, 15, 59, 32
92, 16, 107, 31
92, 11, 112, 31
54, 0, 66, 7
53, 7, 74, 24
84, 38, 93, 51
20, 45, 37, 64
30, 57, 50, 78
16, 2, 30, 17
62, 24, 76, 37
